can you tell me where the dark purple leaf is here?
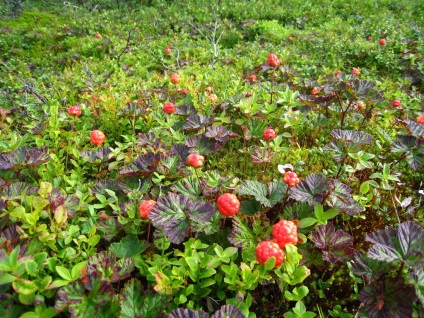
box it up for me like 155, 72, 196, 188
171, 176, 202, 200
350, 79, 384, 102
289, 174, 328, 206
350, 252, 392, 282
311, 222, 354, 263
185, 135, 222, 155
55, 281, 85, 313
397, 118, 424, 138
250, 147, 276, 164
174, 105, 198, 116
183, 115, 214, 131
149, 193, 215, 244
170, 144, 190, 162
323, 140, 347, 162
408, 267, 424, 307
156, 155, 187, 178
366, 221, 424, 267
119, 152, 160, 176
81, 147, 113, 164
91, 180, 120, 195
117, 102, 151, 118
358, 279, 416, 318
96, 217, 121, 241
168, 308, 209, 318
117, 176, 150, 194
211, 305, 245, 318
327, 178, 364, 215
299, 94, 335, 106
392, 135, 424, 171
205, 126, 239, 142
137, 132, 159, 147
1, 182, 38, 200
0, 199, 5, 211
0, 146, 50, 170
331, 129, 374, 145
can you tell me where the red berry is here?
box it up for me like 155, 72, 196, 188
163, 102, 175, 115
90, 130, 106, 146
357, 101, 365, 110
379, 39, 386, 45
256, 241, 285, 268
173, 35, 178, 40
165, 47, 171, 55
68, 105, 81, 117
95, 33, 102, 39
208, 93, 218, 103
283, 171, 300, 187
249, 74, 257, 82
367, 36, 372, 41
287, 36, 293, 41
392, 99, 401, 107
334, 70, 341, 76
186, 153, 204, 168
170, 73, 181, 85
179, 88, 188, 95
417, 115, 424, 125
272, 220, 298, 248
217, 193, 240, 216
139, 200, 156, 219
263, 128, 277, 141
311, 87, 319, 95
351, 68, 360, 76
267, 54, 281, 68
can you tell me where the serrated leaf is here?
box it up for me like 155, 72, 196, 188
243, 119, 268, 140
331, 129, 373, 145
327, 179, 363, 216
358, 278, 416, 318
409, 267, 424, 307
366, 221, 424, 267
86, 251, 134, 283
250, 147, 276, 164
289, 174, 328, 206
174, 105, 198, 116
137, 132, 159, 147
238, 180, 287, 207
119, 278, 144, 318
171, 176, 202, 200
149, 193, 215, 244
185, 135, 223, 155
168, 308, 209, 318
170, 144, 190, 162
205, 126, 239, 142
323, 140, 347, 162
0, 146, 50, 171
183, 115, 214, 131
397, 118, 424, 138
239, 199, 261, 216
350, 252, 392, 282
211, 304, 245, 318
109, 235, 147, 258
228, 215, 258, 249
311, 223, 354, 263
117, 103, 151, 118
54, 281, 85, 313
119, 152, 160, 176
81, 147, 113, 163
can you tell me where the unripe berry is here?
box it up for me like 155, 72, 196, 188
417, 115, 424, 125
351, 68, 360, 76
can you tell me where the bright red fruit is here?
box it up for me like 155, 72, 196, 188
284, 171, 300, 187
272, 220, 298, 248
95, 33, 102, 39
90, 130, 106, 146
379, 39, 386, 45
186, 153, 204, 168
256, 241, 285, 268
163, 102, 175, 115
165, 47, 171, 55
311, 87, 319, 95
367, 36, 372, 41
170, 73, 181, 85
217, 193, 240, 216
351, 68, 360, 76
249, 74, 257, 82
139, 200, 156, 219
357, 101, 365, 110
179, 88, 188, 95
267, 54, 281, 68
68, 105, 81, 117
263, 128, 277, 141
417, 115, 424, 125
392, 100, 401, 107
334, 70, 341, 76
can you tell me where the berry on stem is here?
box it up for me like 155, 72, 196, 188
272, 220, 298, 248
165, 47, 171, 55
379, 38, 386, 45
186, 153, 204, 168
256, 241, 285, 268
267, 54, 280, 68
351, 68, 360, 76
170, 73, 181, 85
263, 128, 277, 141
139, 200, 156, 219
217, 193, 240, 216
334, 70, 342, 76
417, 115, 424, 125
311, 87, 319, 95
68, 105, 81, 117
90, 130, 106, 146
392, 100, 402, 107
283, 171, 300, 187
163, 102, 175, 115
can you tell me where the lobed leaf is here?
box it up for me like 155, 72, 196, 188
183, 115, 214, 131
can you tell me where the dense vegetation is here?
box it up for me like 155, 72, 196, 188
1, 0, 423, 317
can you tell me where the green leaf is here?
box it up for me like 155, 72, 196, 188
119, 278, 144, 318
264, 257, 276, 270
185, 257, 199, 272
298, 217, 317, 228
0, 272, 16, 285
71, 261, 87, 281
360, 181, 370, 194
284, 286, 309, 301
199, 278, 216, 288
46, 279, 70, 289
55, 266, 72, 281
12, 278, 38, 295
239, 180, 287, 207
109, 235, 148, 258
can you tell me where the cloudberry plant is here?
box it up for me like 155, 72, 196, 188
90, 130, 106, 146
263, 128, 277, 141
272, 220, 298, 248
267, 53, 280, 67
284, 171, 300, 187
186, 154, 204, 168
163, 102, 175, 115
256, 241, 285, 268
68, 105, 81, 117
